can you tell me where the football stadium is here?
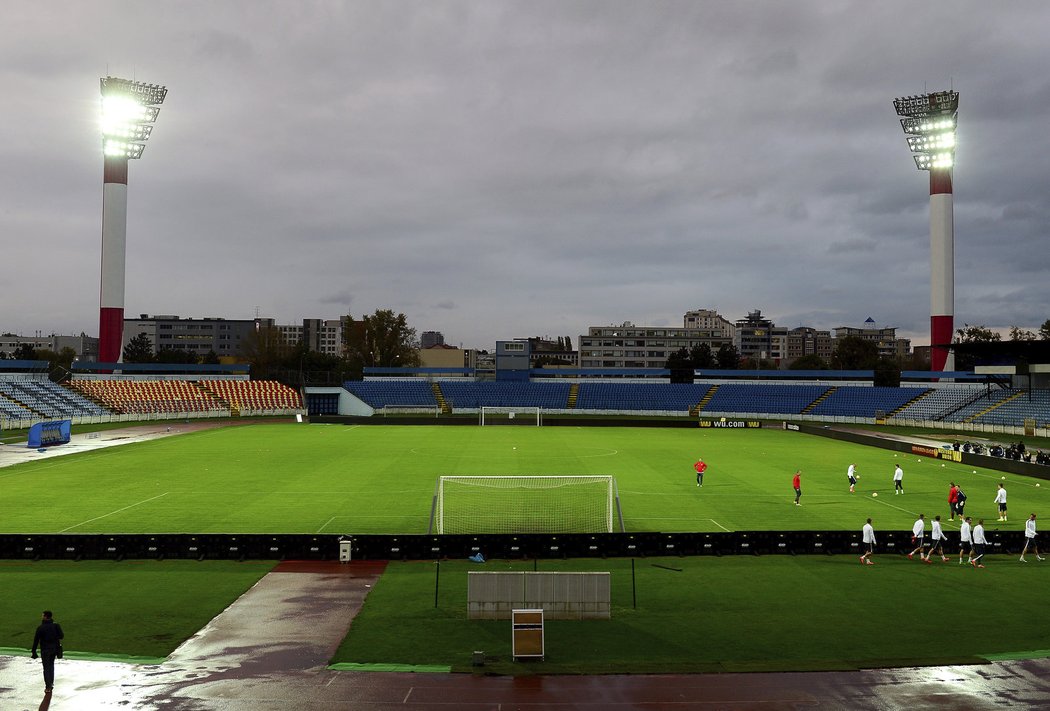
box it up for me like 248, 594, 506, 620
3, 371, 1050, 706
6, 7, 1050, 708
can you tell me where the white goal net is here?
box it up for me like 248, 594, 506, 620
479, 406, 542, 426
432, 475, 620, 534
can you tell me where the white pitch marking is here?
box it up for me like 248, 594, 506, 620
317, 516, 337, 533
58, 492, 169, 532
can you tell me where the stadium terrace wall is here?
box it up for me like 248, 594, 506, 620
0, 529, 1032, 561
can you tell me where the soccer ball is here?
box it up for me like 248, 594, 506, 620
872, 492, 878, 497
1037, 483, 1042, 488
1002, 476, 1006, 480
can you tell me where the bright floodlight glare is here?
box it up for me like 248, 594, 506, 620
900, 116, 957, 135
99, 76, 166, 160
907, 133, 955, 152
103, 139, 146, 159
894, 89, 958, 172
913, 152, 953, 170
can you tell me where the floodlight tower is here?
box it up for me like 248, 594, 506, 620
893, 90, 958, 372
98, 76, 167, 363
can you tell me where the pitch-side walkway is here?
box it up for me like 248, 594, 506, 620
2, 561, 1049, 710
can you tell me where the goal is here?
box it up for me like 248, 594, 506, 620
431, 475, 622, 534
479, 406, 542, 426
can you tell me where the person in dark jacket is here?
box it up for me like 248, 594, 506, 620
30, 610, 64, 693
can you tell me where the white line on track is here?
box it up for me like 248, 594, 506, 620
58, 492, 169, 532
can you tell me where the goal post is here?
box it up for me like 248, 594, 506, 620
479, 406, 542, 426
432, 475, 622, 534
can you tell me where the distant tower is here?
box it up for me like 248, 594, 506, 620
894, 90, 958, 372
98, 77, 167, 363
421, 331, 445, 348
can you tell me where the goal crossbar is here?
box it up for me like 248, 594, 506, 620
432, 475, 621, 534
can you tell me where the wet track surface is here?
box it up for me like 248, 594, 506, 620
2, 560, 1049, 710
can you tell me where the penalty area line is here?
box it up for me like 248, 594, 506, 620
58, 492, 169, 533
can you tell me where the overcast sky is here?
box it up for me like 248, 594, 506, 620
4, 1, 1049, 350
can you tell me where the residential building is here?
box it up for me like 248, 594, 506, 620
834, 318, 911, 361
683, 309, 735, 339
578, 322, 733, 369
123, 315, 257, 360
0, 333, 98, 360
785, 327, 835, 365
734, 310, 788, 364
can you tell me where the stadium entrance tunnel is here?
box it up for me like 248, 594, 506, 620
0, 530, 1023, 561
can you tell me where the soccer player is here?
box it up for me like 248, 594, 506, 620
958, 516, 973, 565
860, 518, 876, 565
847, 463, 858, 493
792, 469, 802, 506
955, 487, 967, 518
1020, 513, 1045, 562
994, 483, 1008, 522
948, 482, 959, 521
924, 515, 950, 563
694, 458, 707, 487
908, 514, 926, 560
893, 464, 904, 495
971, 519, 988, 568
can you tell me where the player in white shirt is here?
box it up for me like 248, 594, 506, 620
908, 514, 926, 560
1020, 513, 1045, 562
860, 518, 876, 565
893, 464, 904, 495
847, 464, 858, 493
958, 516, 973, 565
994, 483, 1008, 522
923, 515, 950, 563
971, 519, 988, 568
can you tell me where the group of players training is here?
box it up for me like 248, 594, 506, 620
692, 456, 1044, 567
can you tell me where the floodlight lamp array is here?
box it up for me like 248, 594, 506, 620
104, 140, 146, 160
913, 152, 953, 170
99, 76, 166, 160
893, 90, 959, 118
893, 90, 958, 172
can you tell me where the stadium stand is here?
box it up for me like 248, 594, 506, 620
807, 386, 931, 418
0, 380, 111, 419
343, 380, 439, 409
198, 380, 303, 412
892, 385, 987, 421
69, 379, 229, 415
439, 381, 571, 409
575, 382, 711, 412
968, 389, 1050, 427
702, 383, 830, 415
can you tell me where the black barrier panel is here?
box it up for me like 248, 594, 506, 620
660, 533, 684, 556
0, 531, 1036, 560
100, 536, 124, 561
698, 533, 726, 556
810, 531, 830, 555
772, 532, 792, 555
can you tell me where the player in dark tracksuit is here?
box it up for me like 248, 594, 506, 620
31, 610, 64, 692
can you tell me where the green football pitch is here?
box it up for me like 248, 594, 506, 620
1, 422, 1046, 535
3, 422, 1049, 670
